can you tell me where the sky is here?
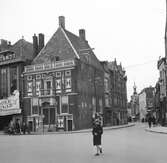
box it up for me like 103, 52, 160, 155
0, 0, 166, 100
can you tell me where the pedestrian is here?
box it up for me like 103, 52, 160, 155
152, 116, 156, 127
92, 119, 103, 156
22, 122, 27, 134
148, 116, 152, 128
15, 119, 21, 134
8, 120, 15, 135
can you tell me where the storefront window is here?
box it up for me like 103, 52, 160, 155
10, 66, 17, 94
0, 68, 8, 98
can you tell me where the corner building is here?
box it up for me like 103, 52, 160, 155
23, 16, 104, 132
0, 39, 33, 130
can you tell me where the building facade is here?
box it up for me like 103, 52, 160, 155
157, 57, 167, 125
100, 61, 112, 126
23, 16, 104, 132
129, 84, 139, 121
139, 86, 154, 121
101, 60, 127, 126
0, 38, 34, 130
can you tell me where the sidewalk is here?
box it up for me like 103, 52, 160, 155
31, 123, 135, 135
0, 123, 135, 135
145, 126, 167, 134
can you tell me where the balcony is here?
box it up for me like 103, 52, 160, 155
24, 59, 75, 73
39, 89, 56, 97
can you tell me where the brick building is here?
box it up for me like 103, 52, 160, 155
0, 38, 33, 130
101, 60, 128, 126
23, 16, 104, 132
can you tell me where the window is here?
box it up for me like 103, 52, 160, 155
10, 66, 17, 94
27, 82, 33, 96
56, 72, 61, 78
42, 74, 46, 79
65, 70, 71, 76
61, 96, 68, 113
0, 68, 8, 98
36, 81, 41, 96
65, 78, 71, 89
44, 80, 52, 95
56, 79, 61, 90
36, 74, 41, 80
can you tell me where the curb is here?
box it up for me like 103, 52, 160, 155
31, 123, 135, 135
145, 128, 167, 135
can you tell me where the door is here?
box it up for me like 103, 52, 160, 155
68, 120, 72, 131
43, 109, 49, 125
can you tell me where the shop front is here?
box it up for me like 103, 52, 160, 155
0, 90, 22, 130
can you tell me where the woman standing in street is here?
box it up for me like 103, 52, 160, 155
92, 119, 103, 156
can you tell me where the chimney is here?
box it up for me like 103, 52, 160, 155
79, 29, 86, 40
38, 33, 45, 52
33, 34, 38, 58
59, 16, 65, 28
0, 39, 8, 51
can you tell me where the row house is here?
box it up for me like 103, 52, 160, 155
108, 60, 127, 125
23, 16, 104, 132
153, 81, 161, 123
0, 38, 34, 130
101, 60, 128, 126
100, 61, 112, 126
157, 57, 167, 125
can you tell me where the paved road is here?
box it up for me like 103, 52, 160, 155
0, 123, 166, 163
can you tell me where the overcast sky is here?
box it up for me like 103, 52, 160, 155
0, 0, 166, 100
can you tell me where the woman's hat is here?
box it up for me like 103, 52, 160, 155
95, 119, 100, 124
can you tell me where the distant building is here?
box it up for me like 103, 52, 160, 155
138, 86, 154, 121
23, 16, 104, 132
0, 38, 34, 130
129, 83, 139, 121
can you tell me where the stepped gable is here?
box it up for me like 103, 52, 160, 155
10, 39, 33, 60
33, 27, 103, 71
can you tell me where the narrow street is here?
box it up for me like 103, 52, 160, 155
0, 123, 166, 163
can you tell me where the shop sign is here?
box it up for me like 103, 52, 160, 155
0, 90, 21, 116
0, 53, 16, 62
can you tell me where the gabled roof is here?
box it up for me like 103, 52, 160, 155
33, 27, 103, 70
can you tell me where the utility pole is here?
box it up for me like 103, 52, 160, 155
164, 0, 167, 126
165, 0, 167, 58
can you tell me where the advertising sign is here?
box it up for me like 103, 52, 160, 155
57, 117, 64, 128
0, 90, 21, 116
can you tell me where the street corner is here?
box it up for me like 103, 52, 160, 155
145, 126, 167, 134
